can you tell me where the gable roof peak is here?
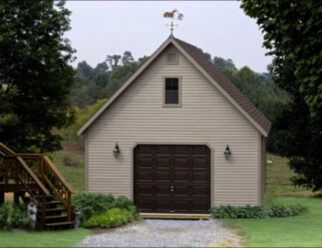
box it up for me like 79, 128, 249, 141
78, 36, 271, 136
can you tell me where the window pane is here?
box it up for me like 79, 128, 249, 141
165, 78, 179, 104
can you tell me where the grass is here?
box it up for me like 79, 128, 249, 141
266, 153, 307, 194
220, 153, 322, 247
0, 228, 92, 248
53, 148, 85, 192
223, 196, 322, 247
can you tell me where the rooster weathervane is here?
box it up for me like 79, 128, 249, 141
163, 9, 184, 35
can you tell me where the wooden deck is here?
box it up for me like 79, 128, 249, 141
0, 142, 74, 229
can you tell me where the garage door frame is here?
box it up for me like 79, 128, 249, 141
131, 142, 214, 212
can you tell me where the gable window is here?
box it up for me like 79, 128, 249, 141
167, 53, 178, 65
164, 77, 181, 107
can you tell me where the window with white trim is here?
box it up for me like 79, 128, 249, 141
164, 77, 181, 106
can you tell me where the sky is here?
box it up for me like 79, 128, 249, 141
65, 1, 272, 73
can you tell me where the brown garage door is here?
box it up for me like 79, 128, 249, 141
134, 145, 211, 213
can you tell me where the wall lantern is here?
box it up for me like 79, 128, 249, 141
113, 143, 120, 158
224, 145, 232, 160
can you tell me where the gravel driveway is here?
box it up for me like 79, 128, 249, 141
78, 219, 242, 247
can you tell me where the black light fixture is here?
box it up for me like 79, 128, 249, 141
224, 145, 232, 160
113, 143, 120, 158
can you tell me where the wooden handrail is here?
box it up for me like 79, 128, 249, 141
0, 143, 15, 156
43, 175, 67, 204
15, 154, 44, 158
16, 157, 51, 196
43, 156, 74, 194
0, 142, 74, 224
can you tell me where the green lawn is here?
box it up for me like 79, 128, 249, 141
223, 196, 322, 247
266, 153, 307, 194
222, 153, 321, 247
0, 228, 91, 248
53, 149, 85, 192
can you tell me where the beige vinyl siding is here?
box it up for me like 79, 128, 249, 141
86, 44, 262, 206
260, 136, 266, 201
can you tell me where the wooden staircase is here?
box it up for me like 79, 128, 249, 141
0, 143, 74, 229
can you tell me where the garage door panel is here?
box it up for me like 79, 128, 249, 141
135, 185, 154, 196
173, 200, 190, 212
173, 157, 190, 168
192, 158, 209, 168
135, 198, 154, 212
136, 169, 153, 181
155, 185, 172, 196
173, 185, 189, 197
155, 199, 172, 212
156, 170, 171, 182
192, 185, 210, 197
173, 170, 190, 182
156, 146, 171, 154
134, 145, 210, 213
156, 157, 171, 168
191, 200, 211, 213
135, 157, 153, 168
192, 171, 209, 182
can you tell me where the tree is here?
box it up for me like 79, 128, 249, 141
241, 0, 322, 191
122, 51, 134, 65
76, 61, 93, 80
0, 0, 75, 152
213, 57, 237, 72
92, 62, 109, 87
106, 55, 121, 70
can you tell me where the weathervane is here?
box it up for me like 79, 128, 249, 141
163, 9, 183, 35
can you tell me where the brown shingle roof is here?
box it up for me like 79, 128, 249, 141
173, 37, 271, 134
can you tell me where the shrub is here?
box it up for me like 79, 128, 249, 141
111, 196, 140, 220
72, 192, 115, 221
269, 204, 307, 217
210, 205, 267, 219
210, 199, 308, 219
72, 192, 139, 222
82, 208, 133, 228
0, 202, 30, 229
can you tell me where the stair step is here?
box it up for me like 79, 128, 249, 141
47, 200, 62, 204
46, 200, 62, 205
46, 207, 66, 212
45, 214, 68, 219
45, 221, 72, 227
